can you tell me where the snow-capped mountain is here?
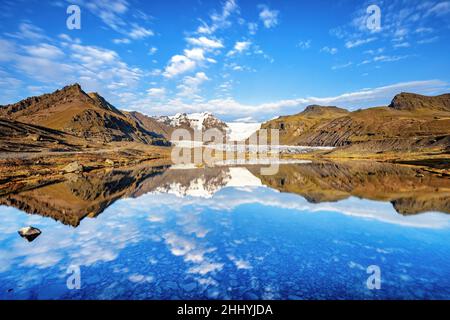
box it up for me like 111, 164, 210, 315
226, 122, 261, 141
155, 112, 261, 142
155, 112, 228, 132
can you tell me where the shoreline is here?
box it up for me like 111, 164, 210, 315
1, 143, 448, 195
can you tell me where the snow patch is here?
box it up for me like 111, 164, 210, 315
226, 122, 261, 141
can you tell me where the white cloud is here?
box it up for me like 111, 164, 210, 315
373, 55, 409, 62
0, 22, 148, 106
227, 40, 252, 56
6, 22, 50, 41
332, 62, 352, 70
147, 87, 166, 98
415, 27, 433, 34
184, 48, 206, 61
320, 46, 338, 55
234, 41, 251, 52
24, 43, 65, 59
164, 33, 223, 81
58, 33, 81, 44
333, 1, 448, 50
393, 42, 410, 48
73, 0, 129, 31
0, 39, 17, 61
149, 47, 158, 55
248, 22, 258, 35
258, 5, 279, 28
364, 48, 384, 55
426, 1, 450, 17
128, 25, 154, 39
345, 37, 376, 48
163, 55, 196, 78
71, 44, 119, 67
418, 36, 439, 44
113, 38, 131, 44
186, 36, 224, 49
196, 0, 239, 34
297, 40, 311, 50
133, 80, 449, 121
15, 55, 76, 83
177, 72, 210, 98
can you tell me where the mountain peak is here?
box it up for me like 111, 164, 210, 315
389, 92, 450, 112
156, 112, 228, 132
61, 83, 83, 92
0, 83, 91, 118
0, 84, 170, 146
301, 105, 349, 116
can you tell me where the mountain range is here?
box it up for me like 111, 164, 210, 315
0, 84, 449, 158
259, 92, 450, 155
0, 84, 259, 152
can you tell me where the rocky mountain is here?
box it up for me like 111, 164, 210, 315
0, 84, 169, 146
155, 112, 263, 142
258, 93, 450, 153
2, 85, 449, 155
260, 105, 349, 145
125, 111, 174, 140
389, 92, 450, 112
156, 112, 229, 134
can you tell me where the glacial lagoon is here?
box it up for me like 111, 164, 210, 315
0, 161, 449, 300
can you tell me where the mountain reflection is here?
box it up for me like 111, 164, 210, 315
0, 161, 448, 227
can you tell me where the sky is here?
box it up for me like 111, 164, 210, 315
0, 0, 449, 122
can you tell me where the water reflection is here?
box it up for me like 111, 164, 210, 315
1, 161, 448, 226
0, 161, 449, 299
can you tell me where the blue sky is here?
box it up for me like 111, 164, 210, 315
0, 0, 449, 121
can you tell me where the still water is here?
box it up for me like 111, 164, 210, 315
0, 161, 449, 300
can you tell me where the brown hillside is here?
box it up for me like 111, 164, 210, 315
260, 105, 349, 145
125, 111, 174, 140
0, 84, 169, 146
259, 93, 450, 153
389, 92, 450, 112
0, 119, 92, 153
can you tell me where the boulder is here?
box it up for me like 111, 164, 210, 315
105, 159, 115, 166
18, 226, 41, 242
29, 134, 41, 141
63, 162, 84, 173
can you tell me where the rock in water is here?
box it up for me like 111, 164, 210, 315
18, 226, 42, 242
63, 162, 84, 173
